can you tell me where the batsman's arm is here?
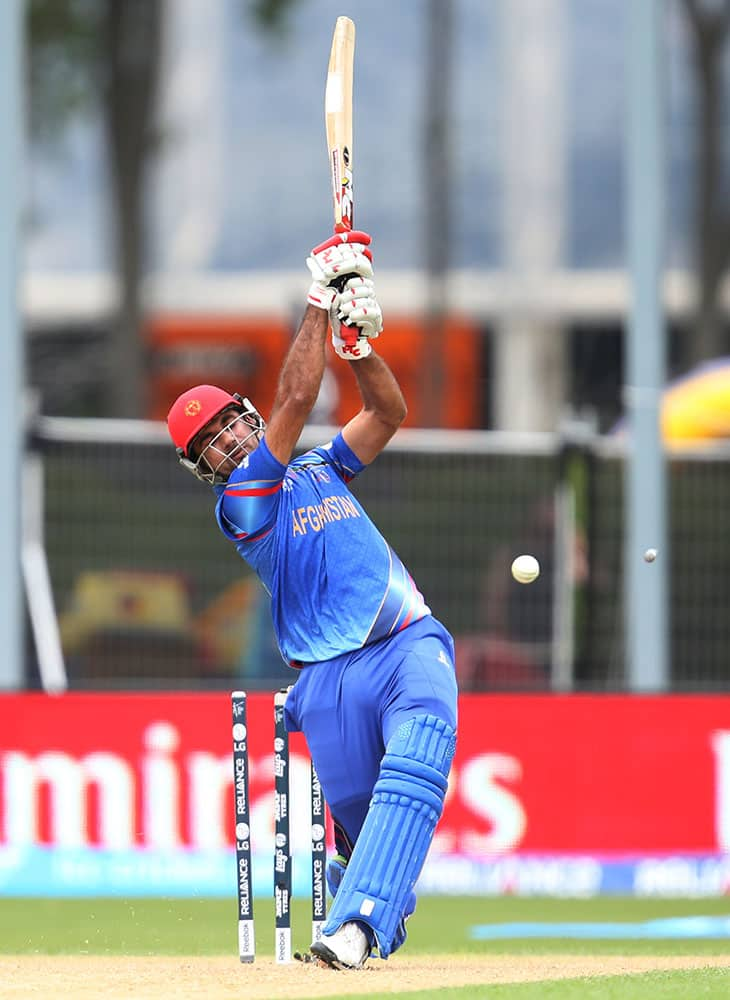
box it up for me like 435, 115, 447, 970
265, 306, 328, 464
341, 351, 407, 464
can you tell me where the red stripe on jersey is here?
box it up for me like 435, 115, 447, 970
398, 607, 414, 631
397, 575, 421, 631
234, 526, 273, 542
225, 482, 282, 497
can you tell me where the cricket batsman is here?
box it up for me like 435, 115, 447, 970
166, 232, 458, 968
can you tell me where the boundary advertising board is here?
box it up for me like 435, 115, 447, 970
1, 693, 729, 896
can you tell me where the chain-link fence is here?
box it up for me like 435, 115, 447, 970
26, 417, 730, 693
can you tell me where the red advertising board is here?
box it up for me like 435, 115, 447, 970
1, 693, 729, 855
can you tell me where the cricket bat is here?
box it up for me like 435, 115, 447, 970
325, 16, 358, 345
325, 16, 355, 234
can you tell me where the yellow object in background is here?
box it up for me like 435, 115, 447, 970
60, 571, 192, 652
662, 359, 730, 443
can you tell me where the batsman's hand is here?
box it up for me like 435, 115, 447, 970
306, 231, 374, 310
331, 327, 373, 360
335, 276, 383, 340
330, 276, 383, 360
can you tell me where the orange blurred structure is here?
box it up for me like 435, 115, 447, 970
147, 313, 483, 428
146, 314, 292, 421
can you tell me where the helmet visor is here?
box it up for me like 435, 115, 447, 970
186, 400, 265, 485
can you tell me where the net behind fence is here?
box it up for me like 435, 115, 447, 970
29, 419, 730, 692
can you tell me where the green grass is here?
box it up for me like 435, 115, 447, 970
2, 896, 730, 958
341, 969, 730, 1000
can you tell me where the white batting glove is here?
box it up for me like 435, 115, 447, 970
331, 325, 373, 360
330, 276, 383, 360
307, 281, 338, 310
306, 230, 374, 311
335, 277, 383, 340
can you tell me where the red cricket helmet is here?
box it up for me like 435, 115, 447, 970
167, 384, 242, 457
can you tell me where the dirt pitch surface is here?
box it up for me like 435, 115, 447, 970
3, 954, 730, 999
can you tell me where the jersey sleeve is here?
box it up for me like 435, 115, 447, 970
310, 432, 367, 484
214, 437, 286, 543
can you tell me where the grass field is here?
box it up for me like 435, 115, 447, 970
2, 896, 729, 998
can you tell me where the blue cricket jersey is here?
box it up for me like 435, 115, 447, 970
213, 432, 430, 664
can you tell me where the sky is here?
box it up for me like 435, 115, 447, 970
23, 0, 718, 276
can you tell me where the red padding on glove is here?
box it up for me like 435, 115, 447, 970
311, 230, 372, 257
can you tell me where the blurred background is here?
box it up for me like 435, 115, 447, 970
1, 0, 730, 901
10, 0, 730, 694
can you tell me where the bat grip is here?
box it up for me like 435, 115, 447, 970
331, 271, 359, 346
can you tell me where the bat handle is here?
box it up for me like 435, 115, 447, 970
331, 272, 359, 347
330, 220, 358, 345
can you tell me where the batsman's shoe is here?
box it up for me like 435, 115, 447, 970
327, 854, 416, 955
310, 921, 370, 970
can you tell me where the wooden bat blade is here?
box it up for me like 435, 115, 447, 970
325, 16, 355, 232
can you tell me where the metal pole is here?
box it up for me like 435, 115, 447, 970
22, 451, 68, 694
497, 0, 567, 432
0, 0, 23, 690
421, 0, 453, 427
625, 1, 668, 690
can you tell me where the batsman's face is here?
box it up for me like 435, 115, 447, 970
192, 406, 263, 481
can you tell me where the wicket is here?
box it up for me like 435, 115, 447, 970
231, 688, 327, 964
231, 690, 255, 962
273, 688, 292, 963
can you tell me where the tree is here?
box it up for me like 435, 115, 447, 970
28, 0, 162, 418
27, 0, 302, 417
102, 0, 162, 417
680, 0, 730, 366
